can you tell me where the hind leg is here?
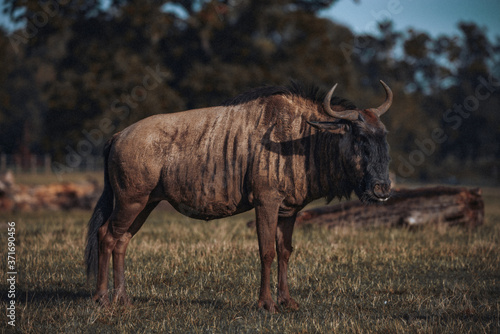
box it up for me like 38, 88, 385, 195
93, 220, 115, 306
112, 201, 159, 305
93, 200, 148, 306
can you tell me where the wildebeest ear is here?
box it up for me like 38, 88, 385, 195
307, 121, 350, 134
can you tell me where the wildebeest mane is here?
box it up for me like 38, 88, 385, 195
221, 81, 357, 110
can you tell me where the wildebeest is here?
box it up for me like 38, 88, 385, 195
85, 80, 393, 313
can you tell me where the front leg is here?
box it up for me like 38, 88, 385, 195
254, 197, 281, 313
276, 214, 299, 310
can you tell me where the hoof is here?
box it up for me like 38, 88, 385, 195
112, 292, 132, 306
92, 292, 110, 307
278, 296, 300, 311
258, 299, 280, 314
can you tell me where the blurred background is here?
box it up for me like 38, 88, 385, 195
0, 0, 499, 185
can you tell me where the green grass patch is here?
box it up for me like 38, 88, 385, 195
1, 192, 499, 333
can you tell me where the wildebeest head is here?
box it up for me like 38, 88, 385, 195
308, 81, 392, 203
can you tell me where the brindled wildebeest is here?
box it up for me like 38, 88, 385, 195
85, 80, 393, 313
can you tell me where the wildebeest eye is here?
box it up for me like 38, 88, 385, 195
362, 140, 372, 157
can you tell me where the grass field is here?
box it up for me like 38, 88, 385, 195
1, 187, 499, 333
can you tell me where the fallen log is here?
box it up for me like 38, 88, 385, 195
0, 171, 101, 212
247, 186, 484, 229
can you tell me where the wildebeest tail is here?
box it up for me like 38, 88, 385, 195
84, 134, 116, 280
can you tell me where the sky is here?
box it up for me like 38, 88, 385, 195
1, 0, 499, 42
321, 0, 500, 40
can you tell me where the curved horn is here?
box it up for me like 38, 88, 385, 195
323, 84, 358, 121
368, 80, 393, 117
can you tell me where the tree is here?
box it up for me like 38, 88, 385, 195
0, 1, 498, 183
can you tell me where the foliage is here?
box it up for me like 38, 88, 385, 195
0, 0, 499, 183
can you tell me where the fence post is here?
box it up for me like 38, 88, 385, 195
14, 155, 21, 173
45, 154, 51, 174
0, 153, 6, 172
30, 155, 37, 174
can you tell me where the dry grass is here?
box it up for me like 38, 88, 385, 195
1, 188, 499, 333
